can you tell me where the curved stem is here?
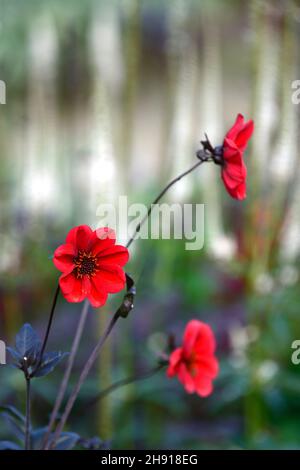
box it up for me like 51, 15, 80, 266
126, 159, 205, 248
31, 284, 60, 377
25, 378, 31, 450
47, 311, 120, 450
42, 300, 90, 449
78, 363, 166, 415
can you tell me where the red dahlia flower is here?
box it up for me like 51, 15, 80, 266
53, 225, 129, 308
221, 114, 254, 200
167, 320, 219, 397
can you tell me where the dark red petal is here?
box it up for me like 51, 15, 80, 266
88, 279, 108, 307
94, 263, 126, 293
235, 182, 247, 200
59, 272, 85, 303
195, 355, 219, 378
182, 320, 202, 358
223, 138, 243, 161
167, 348, 183, 376
194, 375, 213, 397
66, 225, 94, 251
235, 120, 254, 151
98, 245, 129, 267
225, 114, 245, 141
177, 363, 195, 393
194, 323, 217, 356
92, 227, 116, 255
53, 243, 75, 272
222, 170, 246, 199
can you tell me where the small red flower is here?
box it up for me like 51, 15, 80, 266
53, 225, 129, 308
167, 320, 219, 397
221, 114, 254, 200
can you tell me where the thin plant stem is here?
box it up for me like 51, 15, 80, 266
126, 159, 206, 248
42, 300, 90, 449
31, 284, 60, 377
78, 363, 166, 415
25, 378, 31, 450
47, 311, 120, 450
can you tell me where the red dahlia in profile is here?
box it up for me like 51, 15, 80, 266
53, 225, 129, 307
221, 114, 254, 200
167, 320, 219, 397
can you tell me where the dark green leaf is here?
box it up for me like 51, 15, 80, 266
0, 440, 22, 450
15, 323, 41, 357
34, 352, 68, 378
0, 406, 25, 424
54, 432, 80, 450
1, 413, 24, 441
31, 427, 48, 450
6, 347, 22, 362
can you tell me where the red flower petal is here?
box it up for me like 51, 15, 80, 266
196, 355, 219, 378
167, 348, 183, 376
98, 245, 129, 267
235, 119, 254, 151
66, 225, 94, 251
178, 363, 195, 393
53, 244, 75, 272
94, 263, 126, 293
88, 279, 108, 307
194, 375, 213, 397
225, 114, 245, 141
182, 320, 202, 358
59, 272, 85, 303
92, 227, 116, 255
194, 323, 216, 355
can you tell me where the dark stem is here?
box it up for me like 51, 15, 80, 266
47, 311, 120, 450
78, 363, 166, 415
25, 378, 31, 450
42, 300, 90, 449
31, 284, 60, 377
126, 159, 206, 248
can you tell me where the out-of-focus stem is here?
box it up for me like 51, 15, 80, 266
79, 363, 166, 414
42, 300, 90, 449
126, 159, 206, 248
25, 378, 31, 450
47, 311, 120, 450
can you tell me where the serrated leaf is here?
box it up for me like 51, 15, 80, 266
15, 324, 41, 357
54, 432, 80, 450
34, 352, 68, 378
0, 440, 22, 450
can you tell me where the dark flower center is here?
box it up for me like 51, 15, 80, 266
74, 251, 98, 278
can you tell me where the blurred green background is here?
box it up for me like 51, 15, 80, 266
1, 0, 300, 450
